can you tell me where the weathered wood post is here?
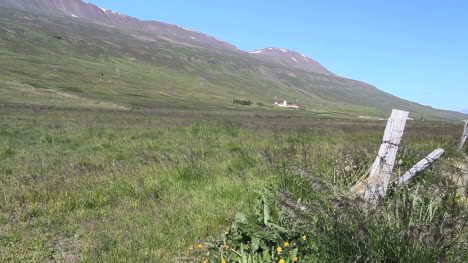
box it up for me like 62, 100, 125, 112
351, 109, 409, 202
397, 148, 445, 186
457, 121, 468, 151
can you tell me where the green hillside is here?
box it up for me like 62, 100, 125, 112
0, 7, 466, 120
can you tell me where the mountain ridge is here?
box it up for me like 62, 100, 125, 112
0, 0, 338, 75
0, 0, 239, 51
249, 47, 333, 75
0, 0, 466, 120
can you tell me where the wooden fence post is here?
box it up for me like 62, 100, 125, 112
397, 148, 445, 186
458, 121, 468, 151
351, 109, 409, 202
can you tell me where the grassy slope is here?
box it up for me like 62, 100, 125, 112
0, 106, 466, 262
0, 8, 466, 120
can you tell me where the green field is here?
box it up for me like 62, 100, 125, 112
0, 3, 467, 262
0, 105, 466, 262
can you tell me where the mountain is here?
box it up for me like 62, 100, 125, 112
0, 0, 466, 120
249, 47, 333, 75
0, 0, 237, 51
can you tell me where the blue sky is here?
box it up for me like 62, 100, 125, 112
89, 0, 467, 113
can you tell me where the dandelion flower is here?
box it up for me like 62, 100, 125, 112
293, 257, 299, 261
283, 242, 289, 247
221, 260, 227, 263
203, 261, 208, 263
198, 244, 203, 248
277, 247, 283, 253
279, 259, 285, 263
223, 245, 230, 249
188, 246, 194, 250
302, 235, 307, 240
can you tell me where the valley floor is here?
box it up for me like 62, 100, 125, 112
0, 106, 466, 262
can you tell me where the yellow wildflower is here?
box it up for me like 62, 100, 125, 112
203, 261, 208, 263
277, 247, 283, 253
293, 256, 299, 261
221, 260, 227, 263
187, 246, 194, 250
198, 244, 204, 248
223, 245, 230, 249
279, 260, 285, 263
302, 235, 307, 240
283, 242, 290, 247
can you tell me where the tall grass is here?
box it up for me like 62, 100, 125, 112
0, 107, 465, 262
195, 118, 466, 262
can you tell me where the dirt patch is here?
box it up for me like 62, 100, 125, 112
158, 36, 200, 48
47, 236, 82, 263
131, 34, 158, 42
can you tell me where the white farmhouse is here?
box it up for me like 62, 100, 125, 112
274, 100, 299, 109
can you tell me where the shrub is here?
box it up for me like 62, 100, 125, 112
233, 99, 253, 106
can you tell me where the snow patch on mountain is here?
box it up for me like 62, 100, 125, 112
93, 4, 118, 15
180, 26, 197, 33
245, 47, 332, 75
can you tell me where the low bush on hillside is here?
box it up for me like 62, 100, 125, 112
233, 99, 253, 106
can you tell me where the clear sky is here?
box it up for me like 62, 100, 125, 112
88, 0, 467, 113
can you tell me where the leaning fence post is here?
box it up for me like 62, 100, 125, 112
397, 148, 445, 186
351, 109, 409, 202
458, 121, 468, 151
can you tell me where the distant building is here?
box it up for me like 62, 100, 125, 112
274, 100, 299, 109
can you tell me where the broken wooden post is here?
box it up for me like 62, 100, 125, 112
397, 148, 445, 186
351, 109, 409, 202
457, 121, 468, 151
